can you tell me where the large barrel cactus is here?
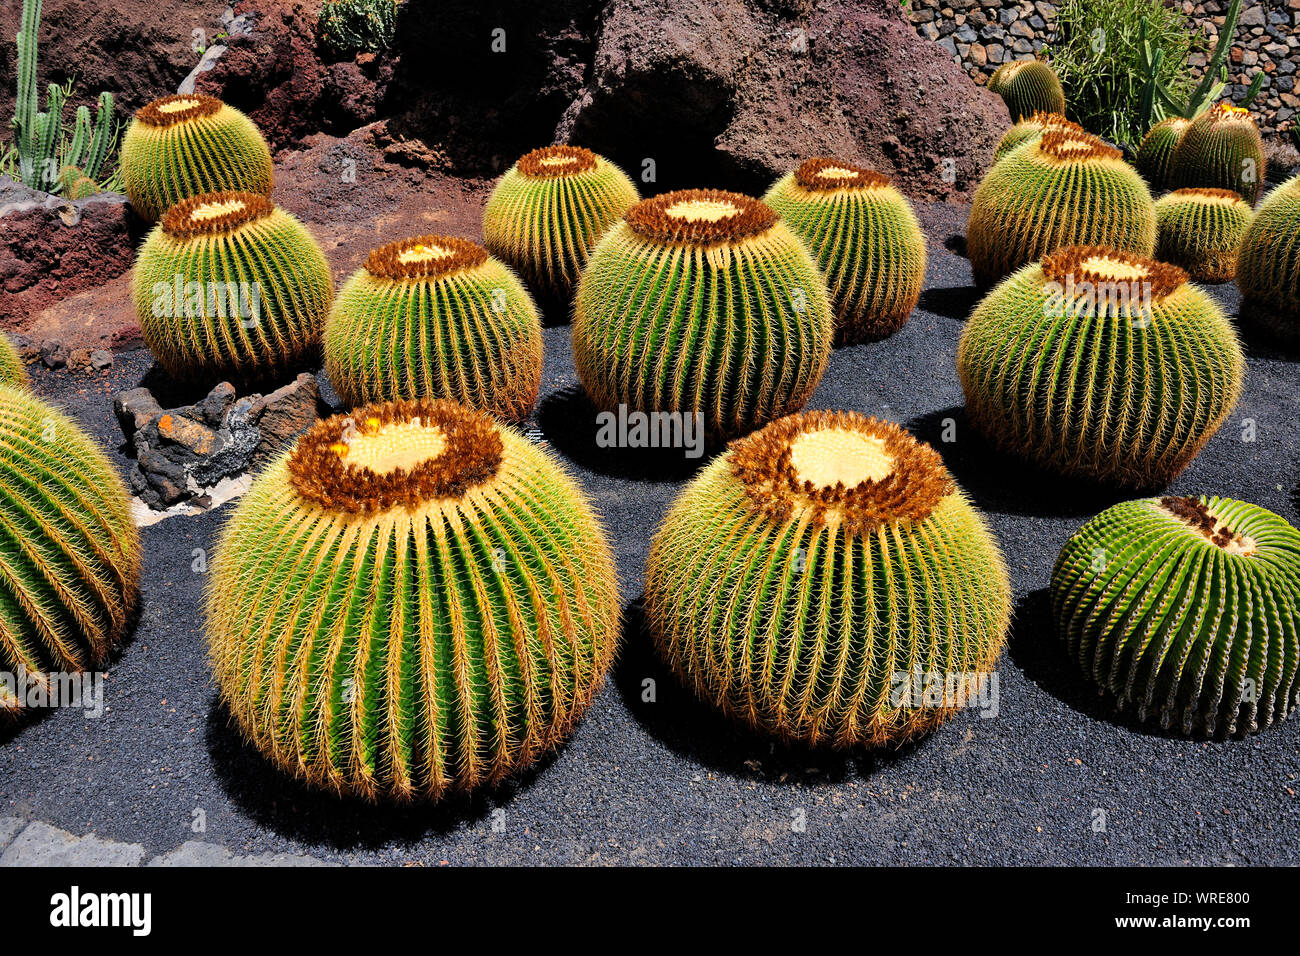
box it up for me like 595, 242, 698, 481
763, 158, 927, 343
988, 59, 1066, 121
1236, 174, 1300, 345
1154, 187, 1253, 284
573, 188, 833, 438
957, 246, 1244, 486
967, 130, 1157, 286
1169, 104, 1266, 205
0, 385, 140, 714
1135, 116, 1191, 193
482, 145, 640, 309
131, 191, 333, 383
993, 112, 1081, 163
120, 94, 273, 222
646, 410, 1012, 747
323, 235, 542, 422
206, 398, 621, 801
0, 333, 28, 389
1053, 495, 1300, 736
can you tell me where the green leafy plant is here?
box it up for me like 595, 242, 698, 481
318, 0, 400, 56
6, 0, 120, 196
1044, 0, 1202, 149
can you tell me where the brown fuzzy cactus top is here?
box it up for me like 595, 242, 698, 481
793, 157, 891, 191
1160, 496, 1256, 554
364, 235, 490, 281
728, 410, 954, 534
160, 192, 275, 239
624, 189, 777, 244
1041, 245, 1188, 302
1039, 129, 1122, 163
516, 145, 599, 178
136, 93, 224, 127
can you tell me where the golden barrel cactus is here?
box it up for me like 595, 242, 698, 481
988, 59, 1066, 121
1135, 116, 1191, 193
1154, 187, 1253, 284
1169, 104, 1267, 205
1236, 175, 1300, 345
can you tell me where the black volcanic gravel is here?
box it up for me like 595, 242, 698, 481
2, 202, 1298, 866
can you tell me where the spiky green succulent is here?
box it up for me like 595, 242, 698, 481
646, 411, 1012, 747
762, 158, 926, 343
967, 129, 1157, 286
323, 235, 542, 422
1135, 117, 1191, 193
482, 145, 640, 309
131, 191, 333, 383
957, 246, 1244, 486
0, 334, 28, 389
988, 59, 1065, 122
1170, 104, 1267, 205
993, 112, 1081, 163
1053, 495, 1300, 736
1154, 188, 1252, 284
573, 189, 833, 438
121, 94, 273, 222
206, 398, 620, 801
0, 385, 140, 714
1236, 175, 1300, 345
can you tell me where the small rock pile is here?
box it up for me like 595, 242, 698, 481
113, 373, 324, 510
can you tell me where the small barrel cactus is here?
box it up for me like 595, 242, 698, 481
323, 235, 542, 422
482, 145, 640, 309
1236, 175, 1300, 345
573, 188, 834, 438
993, 111, 1082, 163
131, 191, 334, 383
1154, 187, 1253, 284
0, 333, 28, 389
1170, 104, 1267, 205
762, 157, 927, 343
967, 129, 1157, 286
206, 398, 621, 801
988, 59, 1066, 122
0, 385, 140, 714
1135, 116, 1191, 193
1053, 495, 1300, 736
646, 410, 1012, 747
121, 94, 274, 222
957, 246, 1244, 486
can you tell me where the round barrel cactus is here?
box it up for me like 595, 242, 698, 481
573, 188, 833, 438
1236, 175, 1300, 345
646, 410, 1012, 747
0, 385, 140, 714
1135, 116, 1190, 192
324, 235, 542, 422
988, 59, 1065, 121
763, 157, 927, 343
131, 191, 334, 383
1053, 495, 1300, 736
993, 111, 1081, 163
206, 398, 621, 801
1170, 104, 1266, 205
121, 94, 273, 222
967, 129, 1157, 286
482, 145, 640, 308
957, 246, 1244, 486
1154, 187, 1253, 284
0, 333, 28, 389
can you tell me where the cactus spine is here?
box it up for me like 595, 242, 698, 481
1169, 104, 1267, 205
988, 59, 1066, 122
967, 130, 1157, 286
1135, 117, 1190, 192
323, 235, 543, 421
0, 385, 140, 714
205, 399, 621, 800
762, 158, 927, 343
1154, 188, 1252, 284
957, 246, 1244, 486
646, 411, 1012, 747
1053, 496, 1300, 736
131, 192, 333, 383
993, 112, 1081, 163
121, 94, 273, 222
483, 145, 640, 308
1236, 175, 1300, 345
573, 189, 833, 438
0, 334, 28, 389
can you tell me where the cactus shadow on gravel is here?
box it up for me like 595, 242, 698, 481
536, 386, 716, 483
613, 599, 931, 785
203, 697, 567, 849
907, 407, 1132, 520
916, 284, 981, 323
